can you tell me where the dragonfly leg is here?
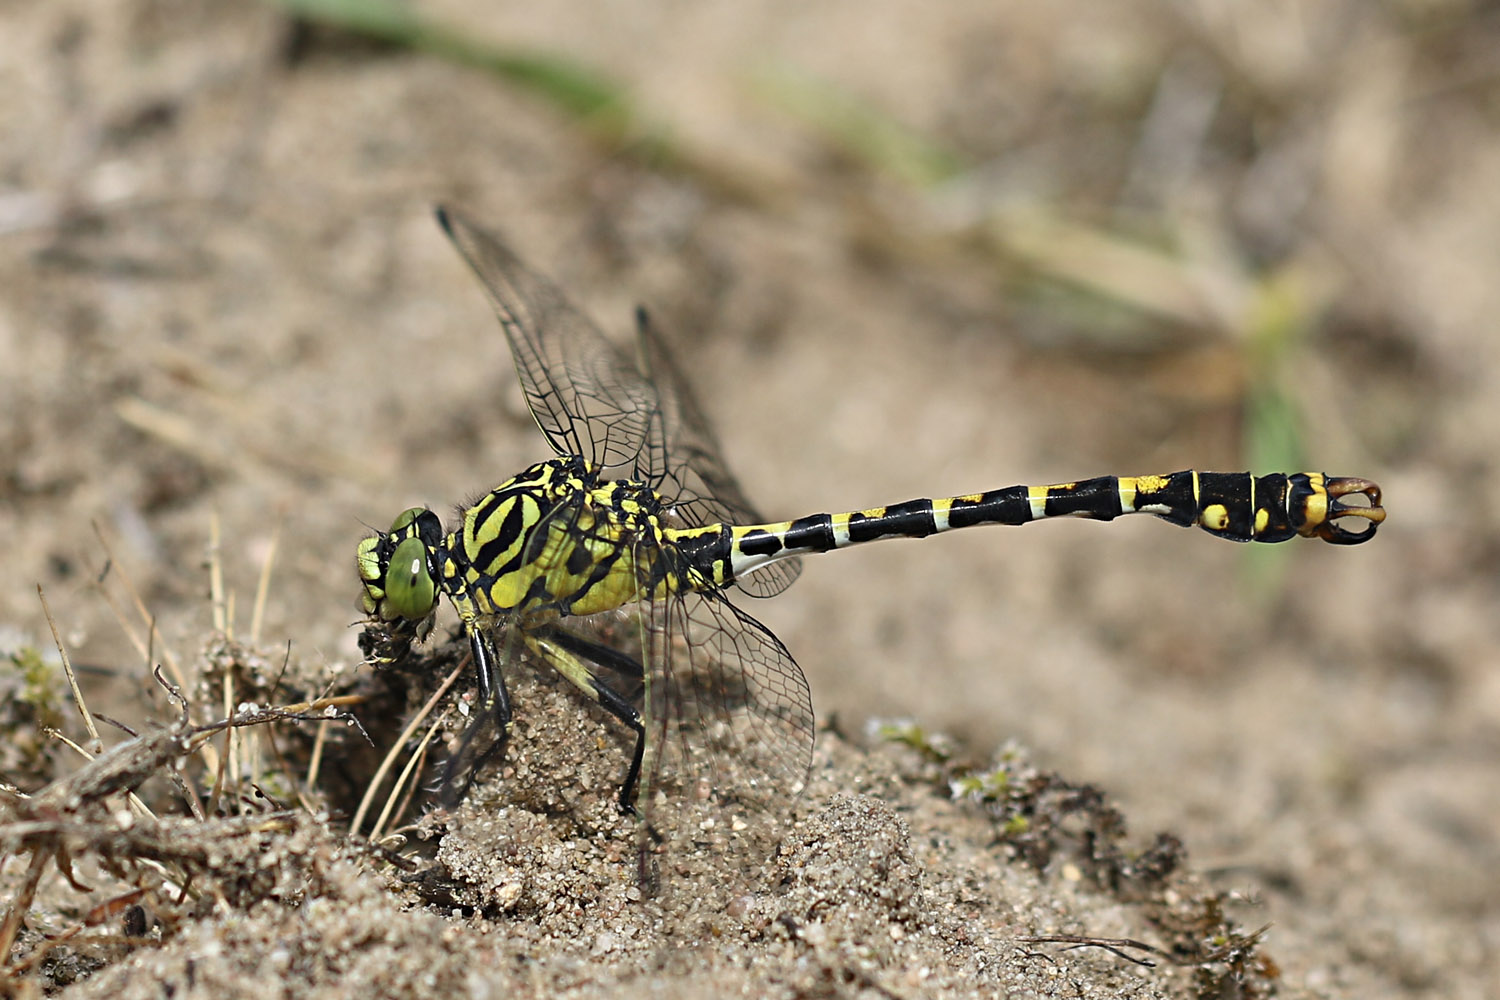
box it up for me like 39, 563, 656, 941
470, 624, 512, 725
439, 627, 514, 807
528, 627, 647, 816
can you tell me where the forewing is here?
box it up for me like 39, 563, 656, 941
437, 207, 655, 473
438, 206, 801, 600
635, 308, 803, 599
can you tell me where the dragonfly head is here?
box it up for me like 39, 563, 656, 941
357, 506, 445, 644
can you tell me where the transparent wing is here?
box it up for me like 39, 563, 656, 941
635, 308, 802, 599
438, 205, 800, 599
636, 586, 815, 824
437, 206, 654, 473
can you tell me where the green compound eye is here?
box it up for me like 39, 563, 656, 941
355, 536, 382, 587
389, 507, 427, 534
355, 537, 385, 615
383, 536, 437, 620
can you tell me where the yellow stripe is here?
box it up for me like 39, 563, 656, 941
831, 512, 852, 548
931, 498, 951, 532
1027, 485, 1049, 521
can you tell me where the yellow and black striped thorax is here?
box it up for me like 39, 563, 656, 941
359, 457, 731, 643
448, 456, 681, 621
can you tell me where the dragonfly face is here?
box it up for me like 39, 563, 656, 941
356, 505, 445, 653
361, 456, 678, 635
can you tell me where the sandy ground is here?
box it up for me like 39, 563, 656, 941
2, 1, 1497, 997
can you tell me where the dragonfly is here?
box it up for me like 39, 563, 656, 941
356, 206, 1385, 829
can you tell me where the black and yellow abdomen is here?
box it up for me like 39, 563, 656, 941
707, 470, 1383, 584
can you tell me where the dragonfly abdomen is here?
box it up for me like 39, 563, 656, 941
720, 470, 1384, 584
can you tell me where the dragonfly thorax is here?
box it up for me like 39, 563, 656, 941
438, 457, 676, 625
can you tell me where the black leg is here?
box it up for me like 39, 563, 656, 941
538, 626, 648, 814
469, 627, 512, 725
543, 625, 645, 681
439, 628, 514, 807
590, 674, 647, 815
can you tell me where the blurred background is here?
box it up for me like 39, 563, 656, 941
0, 1, 1494, 995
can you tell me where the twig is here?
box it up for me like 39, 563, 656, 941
37, 585, 102, 754
208, 511, 227, 636
88, 521, 188, 696
1021, 934, 1165, 967
351, 658, 465, 837
369, 713, 443, 841
249, 518, 281, 648
0, 849, 49, 968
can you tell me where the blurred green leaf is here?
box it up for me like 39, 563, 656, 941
752, 64, 964, 188
1241, 269, 1315, 591
273, 0, 635, 130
